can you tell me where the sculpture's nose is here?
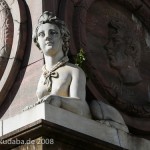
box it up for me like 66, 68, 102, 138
44, 30, 51, 40
104, 42, 109, 51
45, 36, 51, 41
45, 32, 52, 41
104, 40, 113, 51
104, 43, 108, 51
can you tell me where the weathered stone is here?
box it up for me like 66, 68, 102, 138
0, 0, 27, 107
0, 103, 150, 150
0, 60, 42, 120
118, 130, 150, 150
21, 0, 44, 67
11, 137, 43, 150
32, 11, 91, 118
90, 100, 128, 132
0, 119, 121, 150
0, 0, 150, 147
2, 102, 120, 146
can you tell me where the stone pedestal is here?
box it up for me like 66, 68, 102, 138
0, 102, 150, 150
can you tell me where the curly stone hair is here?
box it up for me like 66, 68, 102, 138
32, 11, 70, 56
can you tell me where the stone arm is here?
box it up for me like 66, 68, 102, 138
50, 95, 91, 118
41, 67, 91, 118
60, 67, 91, 118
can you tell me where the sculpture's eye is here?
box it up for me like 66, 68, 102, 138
38, 32, 45, 37
49, 30, 58, 35
112, 37, 121, 45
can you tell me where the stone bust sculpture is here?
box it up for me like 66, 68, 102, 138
32, 11, 91, 118
104, 19, 142, 84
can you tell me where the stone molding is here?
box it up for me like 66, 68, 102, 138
0, 0, 13, 79
0, 0, 27, 106
0, 102, 150, 150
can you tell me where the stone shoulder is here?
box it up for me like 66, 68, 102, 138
65, 63, 86, 77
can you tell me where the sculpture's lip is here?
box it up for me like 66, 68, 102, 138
107, 53, 115, 61
107, 52, 114, 57
46, 41, 53, 45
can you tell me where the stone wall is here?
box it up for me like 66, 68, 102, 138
0, 0, 150, 143
0, 103, 150, 150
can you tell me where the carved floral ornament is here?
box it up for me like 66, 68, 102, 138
58, 0, 150, 135
0, 0, 27, 106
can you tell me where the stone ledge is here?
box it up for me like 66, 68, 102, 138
0, 102, 150, 150
0, 119, 122, 150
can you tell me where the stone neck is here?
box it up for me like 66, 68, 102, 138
44, 50, 64, 71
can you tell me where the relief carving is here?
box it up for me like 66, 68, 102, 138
58, 0, 150, 134
0, 0, 27, 106
104, 19, 150, 116
104, 19, 142, 85
0, 0, 13, 79
83, 0, 150, 117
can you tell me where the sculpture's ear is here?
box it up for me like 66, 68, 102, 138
32, 27, 41, 50
130, 43, 136, 55
125, 40, 136, 57
128, 42, 139, 65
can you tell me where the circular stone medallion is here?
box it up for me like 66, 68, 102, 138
0, 0, 27, 106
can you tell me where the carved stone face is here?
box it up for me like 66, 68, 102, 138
105, 30, 129, 70
104, 25, 142, 84
37, 23, 63, 56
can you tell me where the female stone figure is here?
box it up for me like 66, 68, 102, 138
33, 11, 91, 118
